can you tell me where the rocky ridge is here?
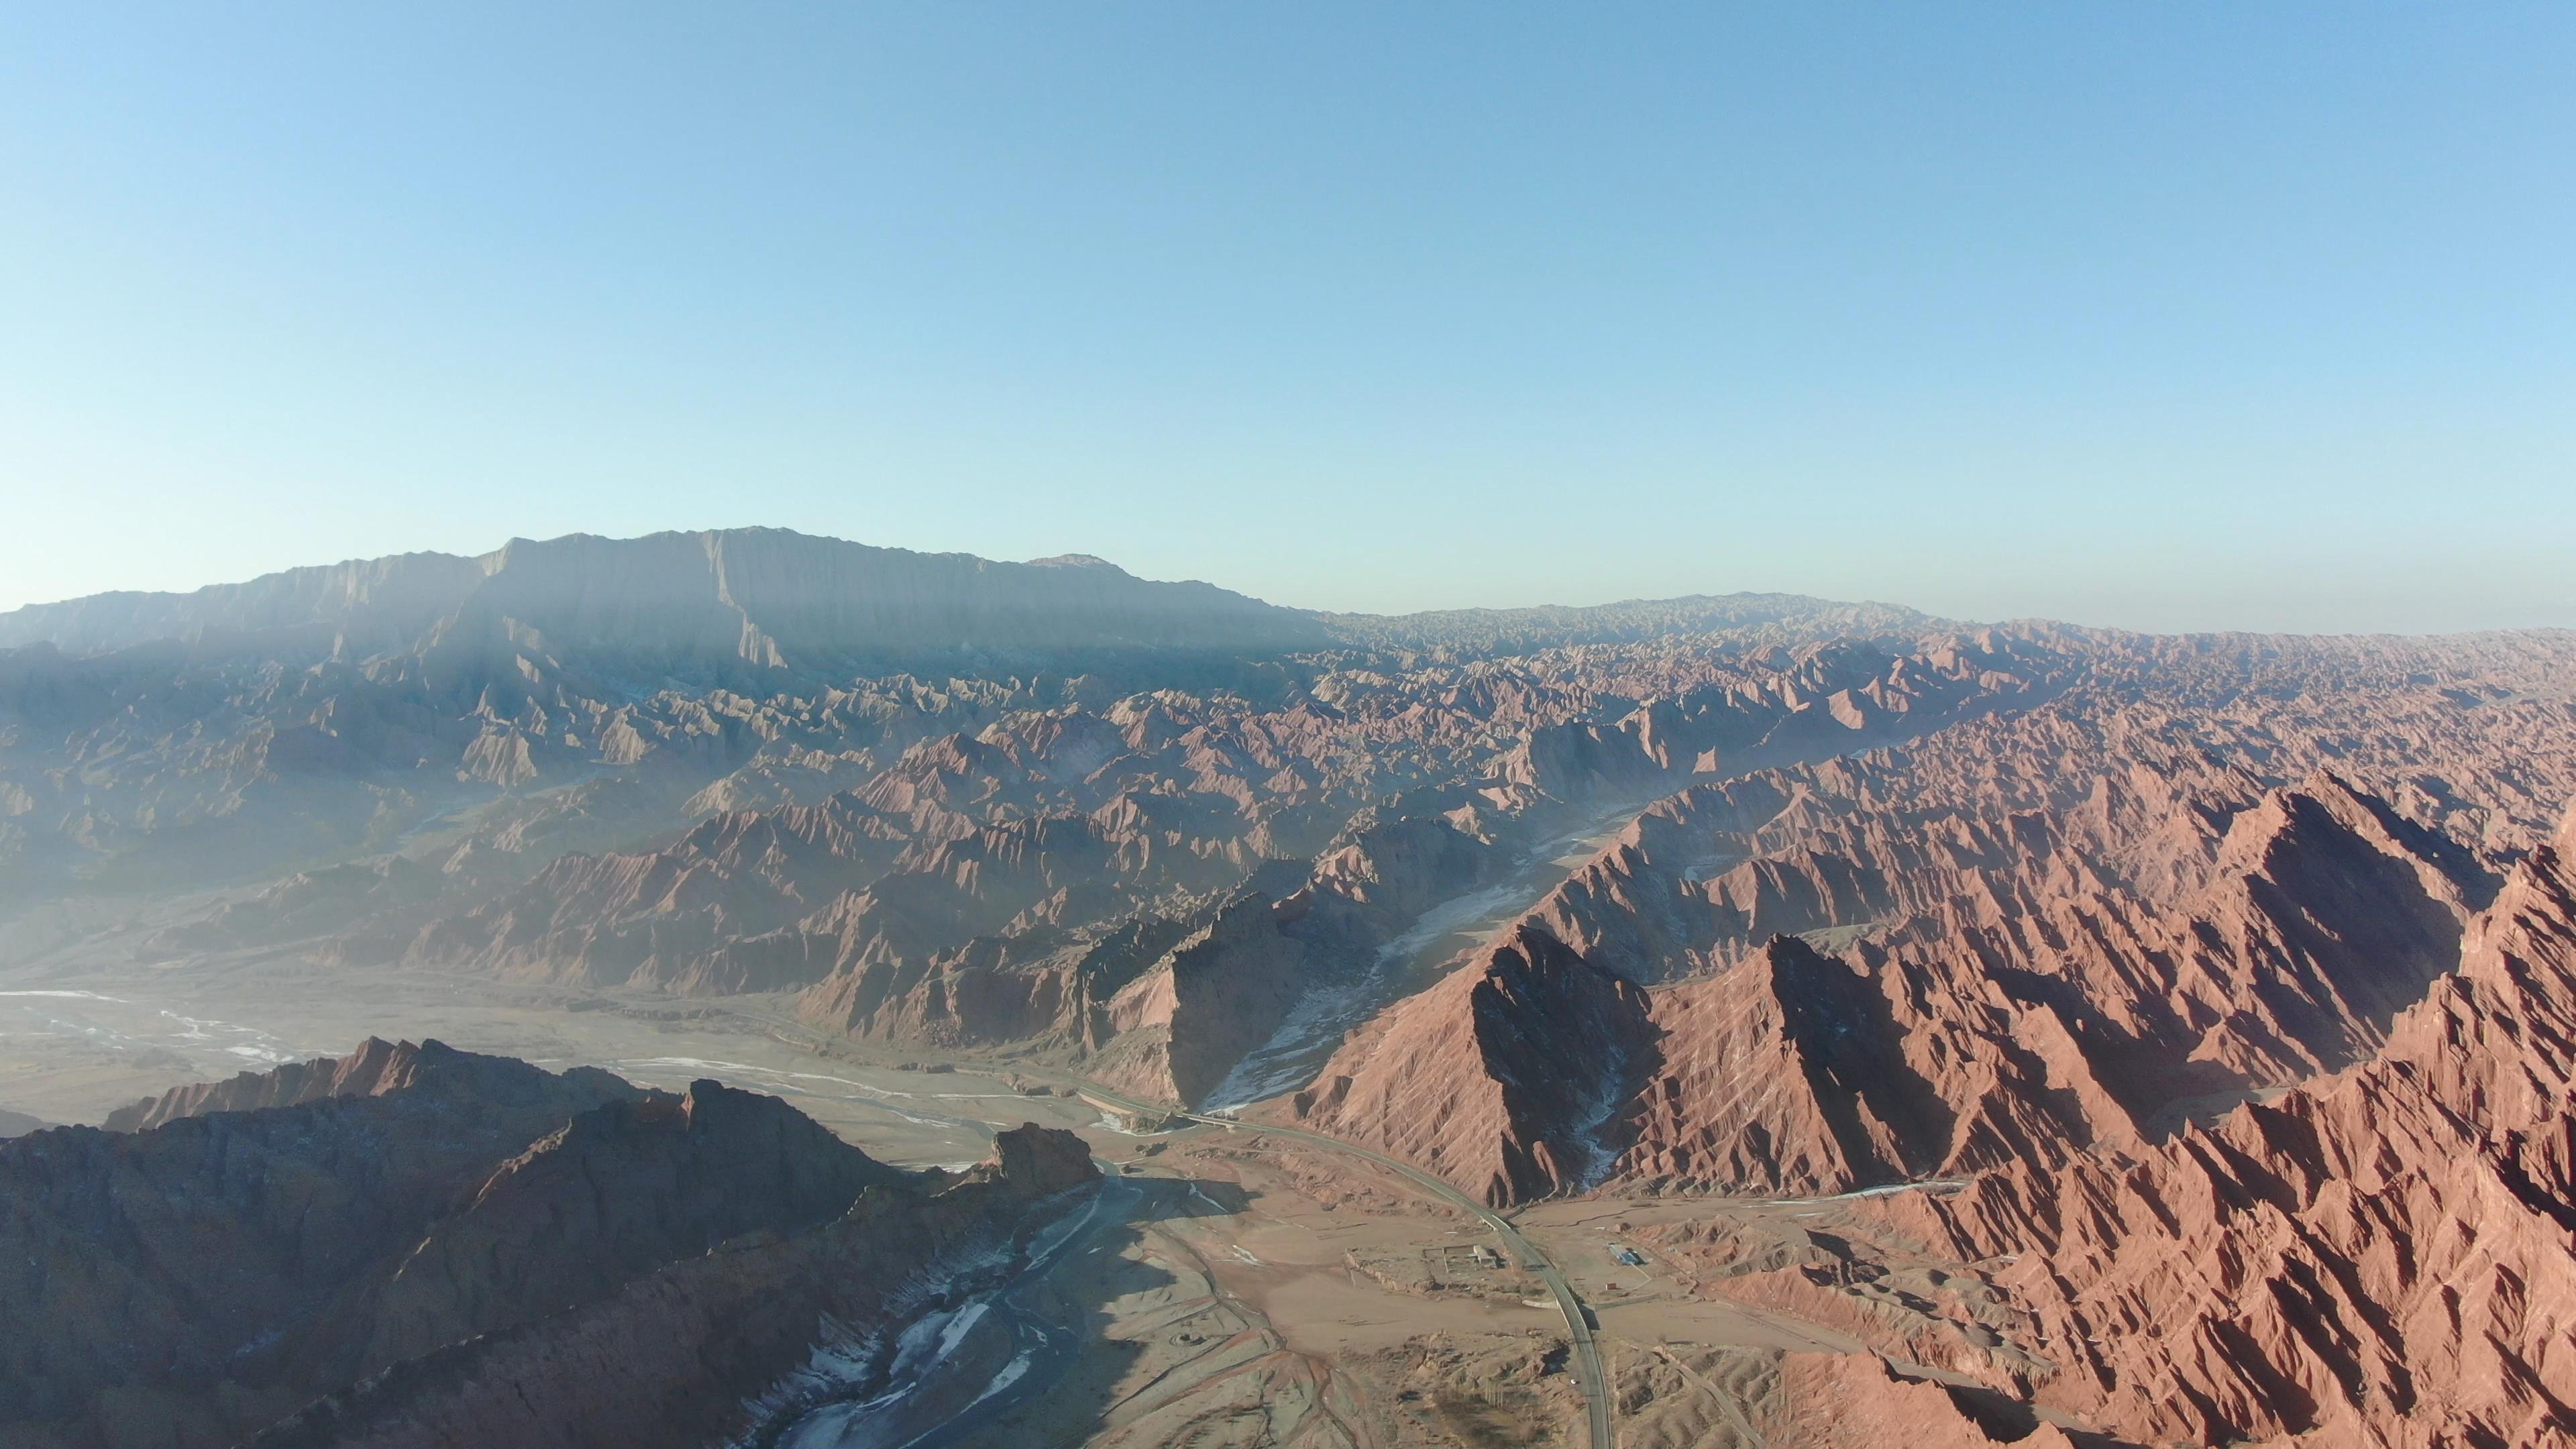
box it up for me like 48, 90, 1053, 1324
0, 1039, 1094, 1449
1873, 809, 2576, 1447
0, 528, 1326, 667
389, 629, 2062, 1107
1287, 632, 2576, 1204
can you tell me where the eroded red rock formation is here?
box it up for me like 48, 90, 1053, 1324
9, 541, 2576, 1444
1296, 635, 2576, 1207
1294, 923, 1654, 1205
1882, 814, 2576, 1447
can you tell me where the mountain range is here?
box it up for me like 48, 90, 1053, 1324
3, 528, 2572, 1448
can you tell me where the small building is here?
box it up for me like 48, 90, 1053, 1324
1469, 1245, 1505, 1269
1610, 1245, 1646, 1267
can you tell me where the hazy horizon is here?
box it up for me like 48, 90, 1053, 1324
5, 5, 2571, 634
6, 521, 2574, 641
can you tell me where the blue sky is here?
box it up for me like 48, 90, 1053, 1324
2, 4, 2569, 631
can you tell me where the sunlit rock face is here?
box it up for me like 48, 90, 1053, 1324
1290, 638, 2576, 1210
1882, 814, 2576, 1448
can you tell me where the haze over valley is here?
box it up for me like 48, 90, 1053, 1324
3, 529, 2571, 1447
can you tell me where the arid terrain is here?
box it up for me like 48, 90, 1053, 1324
4, 530, 2572, 1447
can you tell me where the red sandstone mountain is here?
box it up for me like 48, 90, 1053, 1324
1289, 636, 2576, 1210
1293, 922, 1654, 1203
1281, 639, 2576, 1444
1876, 810, 2576, 1447
1289, 768, 2523, 1205
224, 627, 2042, 1118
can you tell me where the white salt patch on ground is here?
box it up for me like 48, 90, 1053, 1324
0, 991, 129, 1002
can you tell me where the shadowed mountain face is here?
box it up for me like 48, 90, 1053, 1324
0, 1038, 1093, 1449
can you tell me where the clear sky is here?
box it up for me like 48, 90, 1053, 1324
2, 5, 2569, 632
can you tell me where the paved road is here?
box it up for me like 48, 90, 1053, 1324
1076, 1086, 1616, 1449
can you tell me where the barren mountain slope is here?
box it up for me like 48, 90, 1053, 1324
254, 629, 2055, 1109
1876, 809, 2576, 1447
0, 528, 1328, 665
0, 1039, 1091, 1449
9, 539, 2576, 1449
0, 529, 1327, 908
1290, 631, 2576, 1201
1291, 922, 1655, 1205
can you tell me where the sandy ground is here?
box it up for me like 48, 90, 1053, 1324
1515, 1199, 1866, 1353
968, 1130, 1592, 1449
1511, 1191, 2112, 1444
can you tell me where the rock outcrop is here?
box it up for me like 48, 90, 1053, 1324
1295, 924, 1654, 1204
333, 1077, 908, 1375
1086, 890, 1319, 1105
101, 1033, 635, 1131
1773, 1353, 2084, 1448
0, 1040, 1093, 1449
1880, 815, 2576, 1448
246, 1122, 1096, 1449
